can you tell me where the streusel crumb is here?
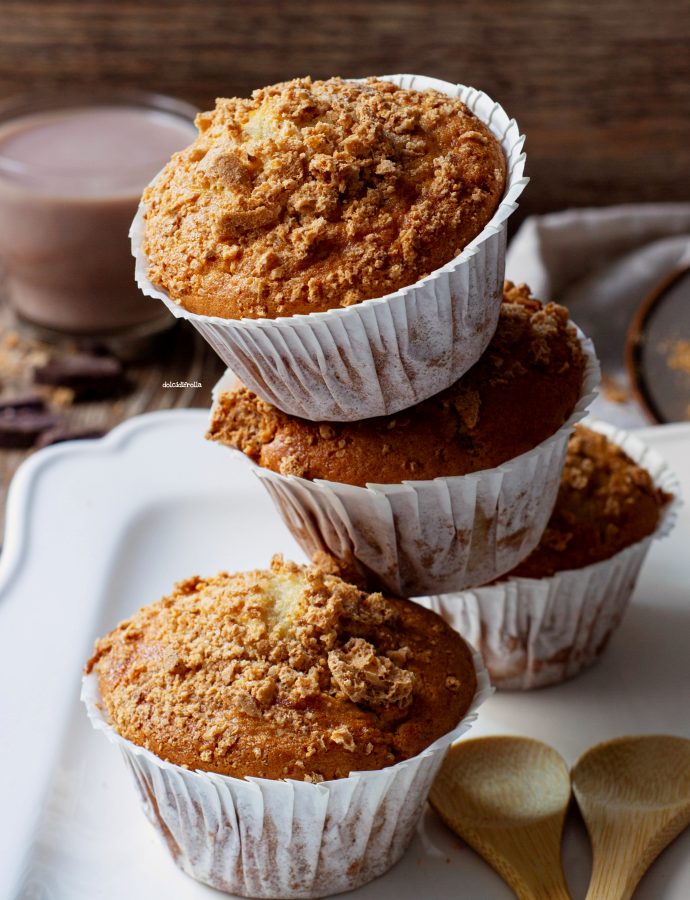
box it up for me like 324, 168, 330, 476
508, 425, 671, 577
143, 76, 506, 318
87, 556, 476, 780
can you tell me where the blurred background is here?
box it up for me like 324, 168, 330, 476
1, 0, 689, 219
0, 0, 688, 534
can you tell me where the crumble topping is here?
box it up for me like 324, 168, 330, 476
508, 425, 672, 578
87, 556, 475, 780
143, 76, 506, 319
328, 637, 415, 711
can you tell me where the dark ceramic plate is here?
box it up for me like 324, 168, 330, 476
627, 261, 690, 423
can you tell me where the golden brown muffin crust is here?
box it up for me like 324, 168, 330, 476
87, 557, 476, 781
507, 425, 671, 578
207, 283, 587, 485
143, 76, 506, 319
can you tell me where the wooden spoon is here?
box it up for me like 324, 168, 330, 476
429, 736, 572, 899
572, 735, 690, 900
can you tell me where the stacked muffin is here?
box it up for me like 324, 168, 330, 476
206, 281, 597, 595
418, 422, 676, 688
84, 75, 677, 897
138, 73, 602, 600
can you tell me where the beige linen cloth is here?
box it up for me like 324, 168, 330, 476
506, 204, 690, 427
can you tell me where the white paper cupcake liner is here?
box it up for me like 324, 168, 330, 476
131, 74, 528, 422
416, 421, 681, 690
214, 331, 599, 596
82, 647, 491, 899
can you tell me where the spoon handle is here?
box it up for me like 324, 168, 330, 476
584, 842, 639, 900
581, 806, 690, 900
459, 816, 572, 900
512, 872, 571, 900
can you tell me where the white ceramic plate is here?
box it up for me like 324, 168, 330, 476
1, 411, 689, 900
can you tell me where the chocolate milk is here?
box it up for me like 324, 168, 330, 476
0, 102, 196, 333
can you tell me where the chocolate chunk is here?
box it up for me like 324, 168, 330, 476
34, 353, 129, 400
0, 408, 61, 449
35, 426, 107, 449
0, 394, 47, 414
74, 339, 116, 357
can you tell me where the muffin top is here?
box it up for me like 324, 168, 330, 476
207, 283, 587, 486
86, 556, 476, 782
509, 425, 671, 578
142, 76, 506, 319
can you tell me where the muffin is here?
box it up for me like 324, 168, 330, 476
507, 424, 671, 578
205, 284, 599, 595
132, 73, 528, 421
142, 77, 506, 320
208, 283, 587, 486
83, 557, 489, 897
419, 422, 679, 689
87, 556, 477, 780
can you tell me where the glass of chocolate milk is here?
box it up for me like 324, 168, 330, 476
0, 90, 197, 336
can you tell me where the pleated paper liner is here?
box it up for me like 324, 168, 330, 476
416, 421, 681, 690
210, 329, 599, 596
82, 647, 491, 899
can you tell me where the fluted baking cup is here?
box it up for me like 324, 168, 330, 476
82, 648, 491, 899
131, 74, 528, 422
214, 330, 599, 596
417, 421, 681, 690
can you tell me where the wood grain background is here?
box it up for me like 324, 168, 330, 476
0, 0, 688, 218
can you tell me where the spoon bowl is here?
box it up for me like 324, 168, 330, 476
430, 735, 572, 900
572, 734, 690, 900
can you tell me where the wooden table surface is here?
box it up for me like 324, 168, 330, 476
0, 304, 224, 543
0, 0, 688, 220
